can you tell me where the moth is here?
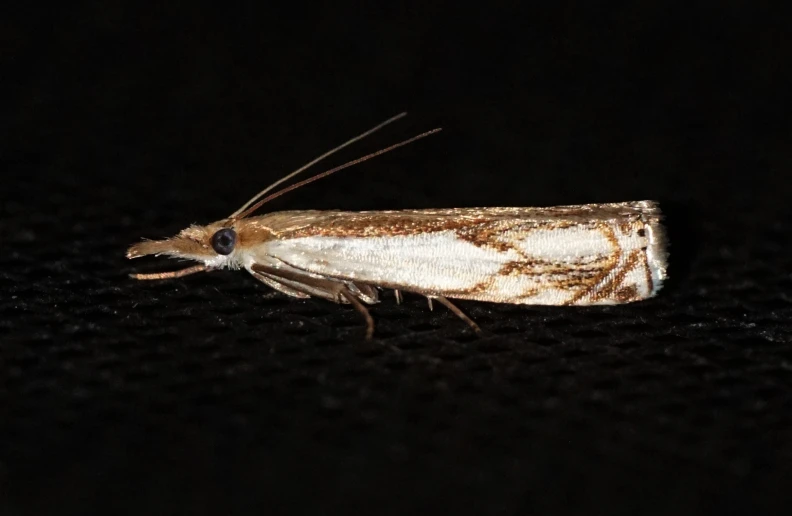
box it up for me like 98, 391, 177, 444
127, 113, 668, 338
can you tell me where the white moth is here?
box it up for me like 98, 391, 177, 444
128, 113, 669, 338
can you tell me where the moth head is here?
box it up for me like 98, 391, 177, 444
126, 219, 268, 269
126, 114, 439, 279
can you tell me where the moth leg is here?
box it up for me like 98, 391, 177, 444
130, 264, 208, 280
394, 289, 403, 305
347, 282, 379, 304
251, 272, 311, 299
251, 263, 376, 339
339, 287, 375, 340
427, 297, 434, 311
252, 263, 347, 302
433, 296, 483, 336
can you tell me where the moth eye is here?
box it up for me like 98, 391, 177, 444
211, 228, 237, 255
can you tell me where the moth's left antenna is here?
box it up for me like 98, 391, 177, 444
232, 127, 442, 219
229, 112, 407, 219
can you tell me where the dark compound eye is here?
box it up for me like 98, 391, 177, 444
211, 228, 237, 255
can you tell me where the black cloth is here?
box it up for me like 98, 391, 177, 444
2, 2, 791, 514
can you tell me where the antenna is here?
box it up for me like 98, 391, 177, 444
233, 128, 442, 219
229, 112, 408, 218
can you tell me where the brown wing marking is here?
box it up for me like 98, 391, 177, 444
272, 212, 572, 253
256, 203, 661, 241
455, 219, 577, 254
585, 249, 643, 304
424, 278, 494, 298
561, 225, 622, 305
614, 285, 639, 303
454, 220, 523, 253
455, 220, 615, 300
280, 212, 493, 239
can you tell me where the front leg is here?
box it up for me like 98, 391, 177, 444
251, 263, 376, 339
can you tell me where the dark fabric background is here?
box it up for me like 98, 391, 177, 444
2, 2, 792, 514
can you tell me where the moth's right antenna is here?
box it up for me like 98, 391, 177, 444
232, 127, 442, 219
229, 112, 407, 218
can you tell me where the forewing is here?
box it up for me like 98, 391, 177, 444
256, 202, 667, 306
